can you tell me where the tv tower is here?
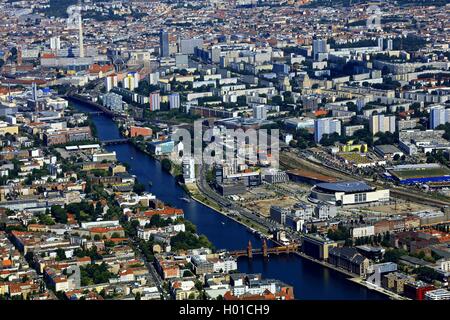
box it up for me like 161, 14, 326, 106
78, 1, 84, 58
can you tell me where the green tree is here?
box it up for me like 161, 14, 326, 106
133, 182, 146, 195
161, 158, 172, 173
51, 205, 68, 223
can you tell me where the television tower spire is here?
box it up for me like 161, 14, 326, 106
78, 1, 84, 58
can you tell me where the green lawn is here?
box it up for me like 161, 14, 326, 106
391, 167, 450, 180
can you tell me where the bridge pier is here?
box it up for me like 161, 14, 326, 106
262, 239, 268, 258
247, 241, 253, 259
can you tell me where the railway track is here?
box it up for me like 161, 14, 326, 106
280, 151, 450, 208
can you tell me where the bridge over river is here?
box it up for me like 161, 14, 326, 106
230, 240, 300, 258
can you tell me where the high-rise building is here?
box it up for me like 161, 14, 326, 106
175, 54, 189, 68
123, 72, 139, 91
149, 92, 161, 111
50, 36, 61, 51
179, 38, 203, 55
312, 39, 329, 60
149, 72, 160, 85
386, 39, 394, 51
378, 38, 384, 50
369, 114, 396, 135
32, 82, 38, 102
314, 118, 341, 143
104, 74, 118, 92
169, 93, 180, 110
429, 105, 450, 129
252, 105, 267, 120
103, 92, 123, 112
160, 30, 170, 58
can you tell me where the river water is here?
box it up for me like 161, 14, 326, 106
73, 102, 387, 300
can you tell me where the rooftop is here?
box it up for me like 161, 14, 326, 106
315, 181, 374, 193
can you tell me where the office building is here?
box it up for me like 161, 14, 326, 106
179, 38, 203, 55
148, 140, 175, 156
302, 235, 337, 260
312, 39, 329, 60
160, 30, 170, 58
403, 281, 435, 300
175, 54, 189, 68
328, 247, 370, 276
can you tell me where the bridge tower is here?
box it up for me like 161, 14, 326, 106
262, 239, 268, 258
247, 241, 253, 259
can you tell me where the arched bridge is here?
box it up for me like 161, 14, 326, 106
229, 240, 299, 258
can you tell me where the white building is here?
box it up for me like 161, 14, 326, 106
425, 289, 450, 300
50, 36, 61, 51
149, 72, 160, 85
212, 257, 238, 273
429, 105, 450, 129
149, 92, 161, 111
315, 203, 337, 220
314, 118, 341, 143
309, 182, 390, 206
169, 93, 181, 109
102, 92, 123, 112
252, 105, 267, 120
104, 74, 118, 92
123, 72, 140, 91
369, 114, 396, 136
182, 157, 196, 183
351, 225, 375, 238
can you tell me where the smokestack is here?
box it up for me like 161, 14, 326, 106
78, 11, 84, 58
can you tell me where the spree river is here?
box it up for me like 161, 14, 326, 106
73, 102, 387, 300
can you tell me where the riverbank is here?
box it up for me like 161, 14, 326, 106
349, 278, 409, 300
186, 174, 403, 301
71, 99, 390, 300
127, 122, 401, 301
185, 183, 271, 237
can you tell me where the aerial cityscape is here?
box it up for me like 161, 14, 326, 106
0, 0, 450, 306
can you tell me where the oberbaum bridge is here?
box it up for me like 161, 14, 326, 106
229, 240, 299, 259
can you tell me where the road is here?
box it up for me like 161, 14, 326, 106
130, 239, 168, 299
196, 164, 303, 242
197, 164, 276, 229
